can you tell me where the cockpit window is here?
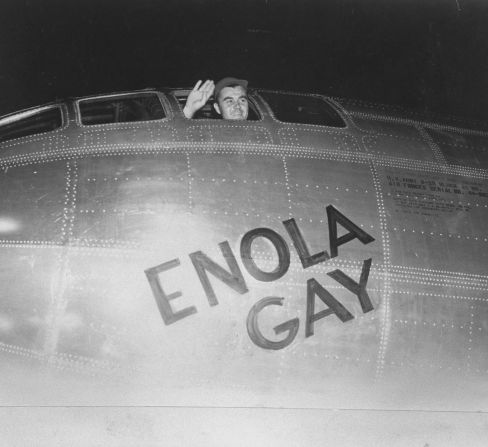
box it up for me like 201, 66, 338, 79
259, 92, 346, 127
0, 107, 63, 143
79, 93, 166, 125
173, 92, 261, 121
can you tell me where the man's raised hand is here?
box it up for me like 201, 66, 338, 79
183, 80, 215, 118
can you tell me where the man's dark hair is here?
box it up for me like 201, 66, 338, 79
214, 77, 248, 102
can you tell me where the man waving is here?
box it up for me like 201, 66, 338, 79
183, 77, 249, 120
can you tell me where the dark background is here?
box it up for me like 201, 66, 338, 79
1, 0, 487, 120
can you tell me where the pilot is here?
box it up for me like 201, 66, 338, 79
183, 77, 249, 120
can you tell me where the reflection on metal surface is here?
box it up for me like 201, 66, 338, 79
0, 217, 20, 233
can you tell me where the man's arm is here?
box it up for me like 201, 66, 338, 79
183, 80, 215, 118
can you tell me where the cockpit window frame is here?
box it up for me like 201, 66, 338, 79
257, 90, 349, 129
76, 91, 171, 127
171, 89, 264, 122
0, 104, 66, 144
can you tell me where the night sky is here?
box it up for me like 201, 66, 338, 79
1, 0, 487, 121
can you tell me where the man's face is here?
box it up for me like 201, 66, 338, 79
214, 86, 249, 120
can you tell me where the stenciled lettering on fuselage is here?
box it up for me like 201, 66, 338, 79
145, 205, 375, 350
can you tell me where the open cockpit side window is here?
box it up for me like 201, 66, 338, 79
173, 91, 261, 121
259, 92, 346, 128
0, 107, 63, 143
79, 93, 166, 125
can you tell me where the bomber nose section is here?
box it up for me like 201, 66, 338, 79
1, 88, 488, 446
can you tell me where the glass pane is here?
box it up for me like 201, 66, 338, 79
0, 108, 63, 142
79, 93, 166, 125
260, 92, 346, 127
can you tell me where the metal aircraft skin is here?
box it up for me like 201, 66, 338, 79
0, 88, 487, 443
